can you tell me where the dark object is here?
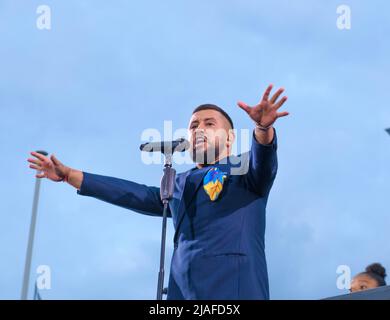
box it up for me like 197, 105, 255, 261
140, 137, 185, 299
386, 128, 390, 135
324, 285, 390, 300
140, 138, 189, 154
156, 152, 176, 300
35, 150, 48, 156
33, 281, 42, 300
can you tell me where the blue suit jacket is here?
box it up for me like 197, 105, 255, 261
77, 130, 278, 300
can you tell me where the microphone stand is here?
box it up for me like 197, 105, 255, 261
140, 138, 188, 300
156, 152, 176, 300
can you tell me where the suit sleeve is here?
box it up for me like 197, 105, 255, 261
77, 172, 168, 217
243, 128, 278, 197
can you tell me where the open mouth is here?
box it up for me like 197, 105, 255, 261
194, 136, 207, 148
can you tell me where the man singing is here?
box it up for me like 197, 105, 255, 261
27, 84, 289, 300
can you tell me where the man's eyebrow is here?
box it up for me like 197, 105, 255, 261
189, 117, 217, 127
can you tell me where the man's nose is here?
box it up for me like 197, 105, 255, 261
194, 128, 205, 136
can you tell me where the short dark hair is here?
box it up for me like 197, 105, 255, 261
192, 104, 234, 129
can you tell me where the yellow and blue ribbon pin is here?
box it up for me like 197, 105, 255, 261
203, 167, 227, 201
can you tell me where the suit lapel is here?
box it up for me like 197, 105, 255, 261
173, 167, 209, 244
172, 156, 235, 244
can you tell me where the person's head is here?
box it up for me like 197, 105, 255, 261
188, 104, 235, 166
350, 263, 387, 293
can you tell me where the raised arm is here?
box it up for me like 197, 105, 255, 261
27, 152, 165, 216
28, 152, 83, 188
237, 84, 289, 196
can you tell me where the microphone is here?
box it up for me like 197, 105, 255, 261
140, 138, 190, 154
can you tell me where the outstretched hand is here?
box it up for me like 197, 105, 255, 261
237, 84, 289, 128
27, 152, 70, 181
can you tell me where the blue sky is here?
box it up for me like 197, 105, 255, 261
1, 0, 390, 299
